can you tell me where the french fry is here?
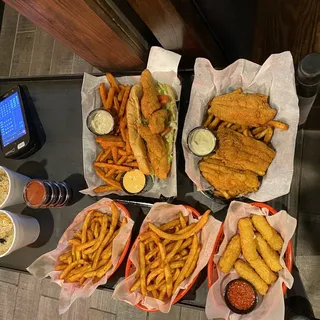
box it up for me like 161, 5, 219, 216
84, 214, 108, 255
139, 242, 147, 296
172, 234, 198, 292
92, 203, 118, 269
100, 148, 111, 162
254, 128, 268, 139
148, 210, 210, 241
106, 73, 120, 93
185, 245, 200, 278
118, 88, 125, 102
179, 213, 187, 229
203, 114, 214, 127
208, 117, 220, 130
266, 120, 289, 131
58, 251, 72, 262
95, 167, 109, 183
96, 149, 104, 162
97, 260, 113, 278
111, 147, 118, 163
105, 177, 122, 189
60, 260, 87, 280
264, 127, 274, 144
119, 86, 130, 118
113, 97, 120, 112
69, 239, 81, 246
99, 83, 109, 109
55, 264, 68, 271
125, 129, 132, 155
252, 127, 266, 135
93, 185, 120, 193
94, 162, 131, 172
105, 87, 115, 110
115, 173, 122, 182
164, 264, 173, 297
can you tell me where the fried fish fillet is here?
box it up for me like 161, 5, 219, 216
210, 88, 276, 127
148, 109, 168, 134
210, 128, 276, 176
138, 125, 170, 179
141, 69, 161, 120
199, 159, 260, 198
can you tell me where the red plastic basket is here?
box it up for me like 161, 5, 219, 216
125, 205, 202, 312
207, 202, 293, 295
107, 202, 132, 279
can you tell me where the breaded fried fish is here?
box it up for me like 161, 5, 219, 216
139, 125, 170, 179
210, 88, 276, 127
140, 69, 161, 120
214, 128, 276, 176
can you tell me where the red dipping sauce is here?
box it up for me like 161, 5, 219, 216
226, 279, 256, 312
24, 180, 47, 207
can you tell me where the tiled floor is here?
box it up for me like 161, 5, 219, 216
0, 5, 207, 320
0, 5, 99, 77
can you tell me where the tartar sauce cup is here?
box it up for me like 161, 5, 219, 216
86, 108, 115, 136
187, 126, 216, 157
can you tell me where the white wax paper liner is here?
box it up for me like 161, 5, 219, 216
205, 201, 297, 320
113, 202, 222, 313
27, 198, 134, 314
80, 47, 181, 198
182, 52, 299, 202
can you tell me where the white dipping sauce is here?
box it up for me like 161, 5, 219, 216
188, 128, 216, 156
90, 110, 114, 135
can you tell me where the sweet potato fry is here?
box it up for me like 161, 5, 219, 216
99, 83, 108, 109
119, 86, 130, 117
106, 73, 120, 93
95, 167, 109, 183
113, 97, 120, 112
94, 162, 131, 171
93, 185, 121, 193
118, 88, 125, 102
105, 87, 115, 110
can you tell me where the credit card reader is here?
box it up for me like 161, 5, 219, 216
0, 86, 42, 159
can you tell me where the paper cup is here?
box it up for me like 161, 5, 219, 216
0, 210, 40, 258
0, 166, 30, 209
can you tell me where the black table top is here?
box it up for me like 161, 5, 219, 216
0, 73, 293, 310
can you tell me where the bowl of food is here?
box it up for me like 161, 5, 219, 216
0, 166, 30, 209
207, 202, 293, 314
125, 205, 208, 312
0, 210, 40, 258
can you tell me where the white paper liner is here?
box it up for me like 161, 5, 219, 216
80, 47, 181, 198
27, 198, 134, 314
205, 201, 297, 320
182, 52, 299, 202
113, 202, 222, 313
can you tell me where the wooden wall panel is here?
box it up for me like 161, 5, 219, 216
3, 0, 146, 71
127, 0, 227, 66
252, 0, 320, 65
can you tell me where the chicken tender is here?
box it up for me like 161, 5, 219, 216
148, 109, 168, 134
251, 215, 283, 251
139, 125, 170, 179
256, 233, 282, 272
238, 218, 259, 261
141, 69, 161, 120
234, 259, 269, 295
218, 235, 241, 273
